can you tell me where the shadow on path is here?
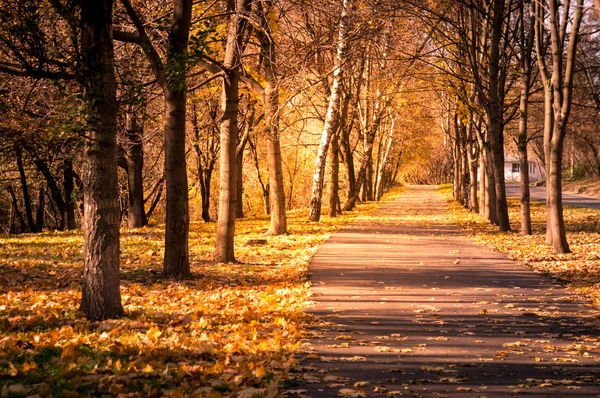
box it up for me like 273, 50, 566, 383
292, 186, 600, 397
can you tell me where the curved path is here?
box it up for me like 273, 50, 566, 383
291, 186, 600, 398
505, 184, 600, 209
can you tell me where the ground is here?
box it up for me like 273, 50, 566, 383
1, 186, 600, 397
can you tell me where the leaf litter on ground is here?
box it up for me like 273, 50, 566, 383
0, 189, 401, 397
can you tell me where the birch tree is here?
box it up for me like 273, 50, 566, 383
308, 0, 351, 222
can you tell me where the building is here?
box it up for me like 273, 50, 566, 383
504, 156, 541, 182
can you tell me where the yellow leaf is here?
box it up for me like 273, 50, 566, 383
143, 364, 154, 373
253, 366, 266, 378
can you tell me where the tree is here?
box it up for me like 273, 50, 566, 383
535, 0, 585, 253
79, 0, 123, 320
117, 0, 193, 276
255, 0, 287, 234
214, 0, 252, 262
308, 0, 351, 222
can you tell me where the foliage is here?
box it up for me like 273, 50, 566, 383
0, 194, 387, 396
440, 187, 600, 306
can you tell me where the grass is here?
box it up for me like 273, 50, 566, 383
0, 189, 402, 397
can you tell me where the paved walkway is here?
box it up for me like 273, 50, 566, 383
292, 186, 600, 397
505, 185, 600, 209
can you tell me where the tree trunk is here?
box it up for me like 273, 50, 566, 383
63, 158, 77, 230
235, 146, 245, 219
466, 122, 478, 213
15, 143, 37, 232
163, 0, 192, 276
257, 0, 287, 234
329, 131, 340, 217
487, 0, 510, 232
35, 187, 45, 231
125, 111, 147, 228
308, 0, 351, 222
214, 0, 251, 262
7, 186, 26, 233
235, 110, 252, 219
79, 0, 123, 320
343, 127, 376, 211
518, 76, 532, 235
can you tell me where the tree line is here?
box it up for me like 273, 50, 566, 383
0, 0, 425, 319
1, 0, 598, 320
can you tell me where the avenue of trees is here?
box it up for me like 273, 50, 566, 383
0, 0, 599, 319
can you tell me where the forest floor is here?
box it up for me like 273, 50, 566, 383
0, 194, 394, 397
293, 186, 600, 397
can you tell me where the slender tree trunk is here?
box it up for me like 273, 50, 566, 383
7, 186, 26, 233
15, 143, 37, 232
235, 111, 252, 219
487, 0, 510, 232
163, 0, 192, 276
308, 0, 351, 222
329, 131, 340, 217
235, 146, 245, 219
79, 0, 123, 320
35, 187, 45, 231
63, 158, 77, 230
343, 127, 376, 211
125, 111, 147, 228
256, 0, 287, 234
214, 0, 251, 262
466, 122, 478, 213
375, 117, 394, 201
518, 76, 532, 235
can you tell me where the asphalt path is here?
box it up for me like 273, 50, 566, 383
292, 186, 600, 398
505, 184, 600, 209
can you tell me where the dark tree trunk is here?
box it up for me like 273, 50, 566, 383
329, 131, 340, 218
79, 0, 123, 321
35, 187, 45, 232
7, 186, 26, 233
63, 158, 77, 230
518, 79, 532, 235
249, 137, 270, 215
163, 0, 192, 276
235, 105, 253, 219
343, 126, 376, 211
125, 111, 147, 228
339, 104, 356, 205
235, 147, 245, 219
15, 143, 37, 232
466, 121, 478, 213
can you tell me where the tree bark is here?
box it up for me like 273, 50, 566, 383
329, 131, 340, 217
214, 0, 251, 262
517, 1, 533, 236
63, 158, 77, 230
235, 107, 253, 219
308, 0, 351, 222
256, 0, 287, 234
125, 111, 147, 228
163, 0, 192, 276
487, 0, 510, 232
79, 0, 123, 320
15, 143, 37, 232
7, 186, 26, 233
466, 121, 478, 213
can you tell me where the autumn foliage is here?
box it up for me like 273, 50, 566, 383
0, 198, 385, 396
